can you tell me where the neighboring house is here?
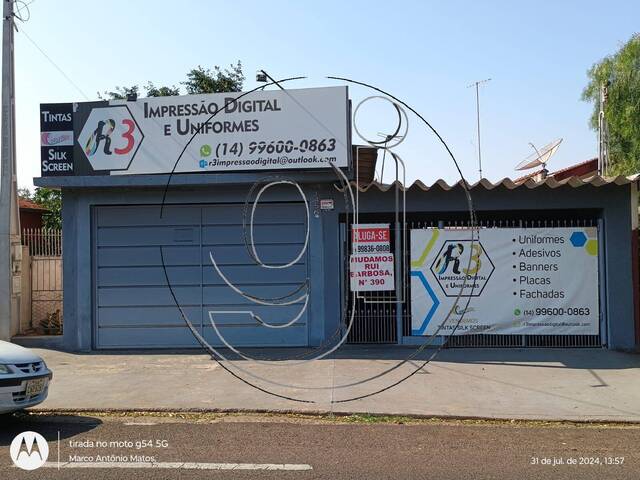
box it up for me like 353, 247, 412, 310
19, 197, 49, 230
514, 158, 598, 184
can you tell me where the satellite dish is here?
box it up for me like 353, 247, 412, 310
515, 138, 563, 171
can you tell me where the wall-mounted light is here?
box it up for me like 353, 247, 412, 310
255, 70, 268, 83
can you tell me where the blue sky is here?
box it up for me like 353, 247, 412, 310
13, 0, 640, 187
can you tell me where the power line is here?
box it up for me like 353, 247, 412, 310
16, 24, 90, 100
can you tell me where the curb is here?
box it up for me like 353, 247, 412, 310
27, 407, 640, 426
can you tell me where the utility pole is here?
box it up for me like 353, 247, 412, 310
1, 0, 20, 341
598, 81, 610, 176
468, 78, 491, 180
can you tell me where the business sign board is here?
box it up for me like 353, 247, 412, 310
39, 86, 350, 177
410, 228, 599, 335
40, 103, 74, 175
350, 224, 395, 291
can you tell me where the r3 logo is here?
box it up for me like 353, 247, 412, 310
429, 238, 495, 297
78, 105, 143, 171
434, 242, 483, 275
84, 118, 135, 157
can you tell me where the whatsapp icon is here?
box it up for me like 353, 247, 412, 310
200, 144, 212, 157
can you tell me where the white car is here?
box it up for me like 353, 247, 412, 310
0, 341, 52, 413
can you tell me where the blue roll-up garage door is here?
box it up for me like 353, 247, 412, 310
95, 203, 308, 349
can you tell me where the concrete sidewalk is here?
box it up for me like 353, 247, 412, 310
31, 347, 640, 422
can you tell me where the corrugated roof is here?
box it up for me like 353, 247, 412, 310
351, 174, 640, 192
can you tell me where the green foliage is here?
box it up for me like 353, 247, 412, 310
20, 187, 62, 230
182, 61, 245, 94
98, 85, 140, 101
98, 61, 244, 101
145, 82, 181, 97
582, 34, 640, 175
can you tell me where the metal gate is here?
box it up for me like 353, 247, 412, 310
343, 213, 603, 347
342, 221, 404, 343
22, 229, 63, 334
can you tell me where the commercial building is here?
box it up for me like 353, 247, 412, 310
32, 88, 640, 352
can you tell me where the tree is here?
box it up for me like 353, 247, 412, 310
582, 34, 640, 175
98, 61, 244, 100
182, 61, 244, 94
145, 82, 180, 97
19, 187, 62, 230
98, 85, 139, 101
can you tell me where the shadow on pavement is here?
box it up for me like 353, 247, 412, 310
0, 412, 102, 446
28, 344, 640, 370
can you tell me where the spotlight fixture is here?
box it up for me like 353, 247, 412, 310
256, 70, 268, 83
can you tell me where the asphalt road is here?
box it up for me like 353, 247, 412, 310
0, 413, 638, 479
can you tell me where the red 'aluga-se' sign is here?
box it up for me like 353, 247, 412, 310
352, 224, 391, 254
352, 227, 390, 243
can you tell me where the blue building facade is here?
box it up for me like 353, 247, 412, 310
34, 171, 640, 352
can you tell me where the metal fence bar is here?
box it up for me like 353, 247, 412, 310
22, 228, 62, 256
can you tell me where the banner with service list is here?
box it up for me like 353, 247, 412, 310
410, 228, 599, 335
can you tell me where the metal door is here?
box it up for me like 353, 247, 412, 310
94, 203, 308, 348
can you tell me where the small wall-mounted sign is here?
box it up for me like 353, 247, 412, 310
350, 223, 395, 291
320, 199, 334, 210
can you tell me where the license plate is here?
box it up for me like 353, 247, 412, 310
25, 377, 46, 397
